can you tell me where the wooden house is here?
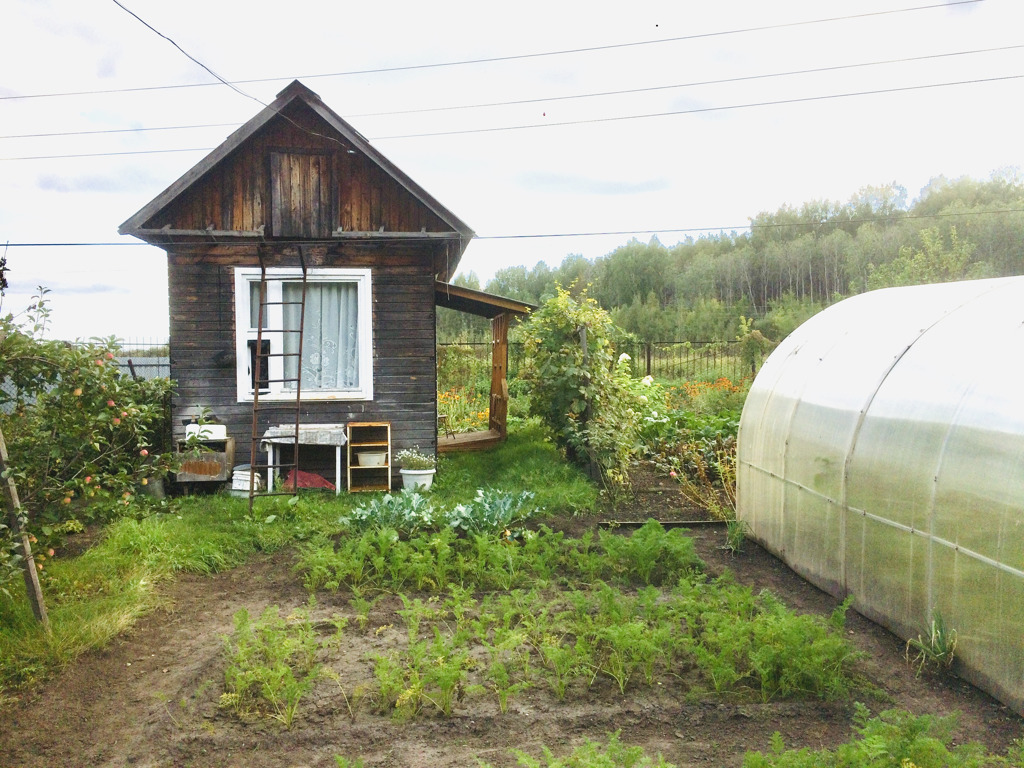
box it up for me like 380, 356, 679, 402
120, 80, 483, 485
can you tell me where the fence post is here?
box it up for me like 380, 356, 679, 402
0, 426, 50, 633
645, 343, 652, 377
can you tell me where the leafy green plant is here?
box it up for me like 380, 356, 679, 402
481, 731, 676, 768
349, 592, 378, 632
446, 489, 539, 536
723, 518, 750, 555
744, 702, 1024, 767
595, 620, 655, 694
906, 611, 958, 677
422, 631, 471, 716
597, 520, 703, 586
220, 604, 321, 729
749, 594, 859, 702
371, 650, 405, 713
340, 492, 436, 534
539, 634, 588, 701
485, 658, 530, 714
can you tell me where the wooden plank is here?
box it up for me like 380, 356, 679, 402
270, 152, 285, 236
340, 150, 353, 232
438, 429, 504, 453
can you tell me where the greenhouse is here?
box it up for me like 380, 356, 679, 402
737, 276, 1024, 713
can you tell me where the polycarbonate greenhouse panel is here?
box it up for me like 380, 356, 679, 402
737, 276, 1024, 713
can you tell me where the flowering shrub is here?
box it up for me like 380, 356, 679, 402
665, 376, 749, 415
0, 293, 175, 566
437, 387, 489, 433
394, 447, 436, 470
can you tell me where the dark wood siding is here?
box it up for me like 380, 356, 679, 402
168, 248, 437, 486
147, 101, 450, 236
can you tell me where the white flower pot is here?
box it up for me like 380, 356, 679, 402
400, 468, 435, 490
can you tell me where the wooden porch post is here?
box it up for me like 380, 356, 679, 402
489, 312, 510, 438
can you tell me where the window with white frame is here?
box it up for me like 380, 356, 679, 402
234, 267, 373, 401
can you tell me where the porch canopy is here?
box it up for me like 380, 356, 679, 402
434, 281, 534, 451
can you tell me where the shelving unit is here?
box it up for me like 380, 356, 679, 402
346, 421, 391, 492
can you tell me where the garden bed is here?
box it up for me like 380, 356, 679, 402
1, 493, 1020, 768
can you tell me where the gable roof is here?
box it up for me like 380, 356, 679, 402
119, 80, 474, 275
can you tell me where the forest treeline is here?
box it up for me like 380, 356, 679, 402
439, 170, 1024, 345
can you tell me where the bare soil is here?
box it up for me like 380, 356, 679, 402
2, 472, 1021, 767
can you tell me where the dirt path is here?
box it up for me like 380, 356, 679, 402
1, 516, 1021, 768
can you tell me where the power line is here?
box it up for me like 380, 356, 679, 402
345, 43, 1024, 119
4, 70, 1018, 161
2, 0, 983, 102
5, 42, 1019, 141
371, 73, 1024, 140
5, 207, 1024, 250
109, 0, 263, 108
0, 123, 238, 141
1, 147, 210, 161
109, 0, 351, 155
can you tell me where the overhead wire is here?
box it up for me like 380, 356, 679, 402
107, 0, 356, 154
3, 42, 1020, 141
6, 207, 1024, 250
3, 70, 1021, 161
1, 0, 984, 102
109, 0, 263, 108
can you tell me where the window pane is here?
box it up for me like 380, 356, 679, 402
249, 282, 267, 329
282, 281, 360, 391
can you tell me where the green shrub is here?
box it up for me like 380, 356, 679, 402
520, 286, 643, 490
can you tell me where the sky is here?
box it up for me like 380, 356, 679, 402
2, 0, 1022, 342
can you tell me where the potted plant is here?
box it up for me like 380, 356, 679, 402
395, 446, 437, 490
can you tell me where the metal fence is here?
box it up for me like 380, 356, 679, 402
620, 341, 756, 382
1, 346, 170, 414
438, 340, 756, 384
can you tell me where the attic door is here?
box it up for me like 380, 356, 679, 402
270, 151, 333, 238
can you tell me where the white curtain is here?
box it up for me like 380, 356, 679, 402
283, 281, 360, 390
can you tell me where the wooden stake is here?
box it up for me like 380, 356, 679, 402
0, 426, 50, 633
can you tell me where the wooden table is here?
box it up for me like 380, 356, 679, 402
260, 424, 347, 494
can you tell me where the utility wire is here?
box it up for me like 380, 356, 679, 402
4, 42, 1020, 141
108, 0, 350, 153
3, 71, 1019, 161
346, 43, 1024, 119
372, 73, 1024, 140
109, 0, 263, 108
2, 0, 983, 102
6, 207, 1024, 249
1, 123, 238, 140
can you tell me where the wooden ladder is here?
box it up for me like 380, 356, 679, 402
248, 246, 308, 513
